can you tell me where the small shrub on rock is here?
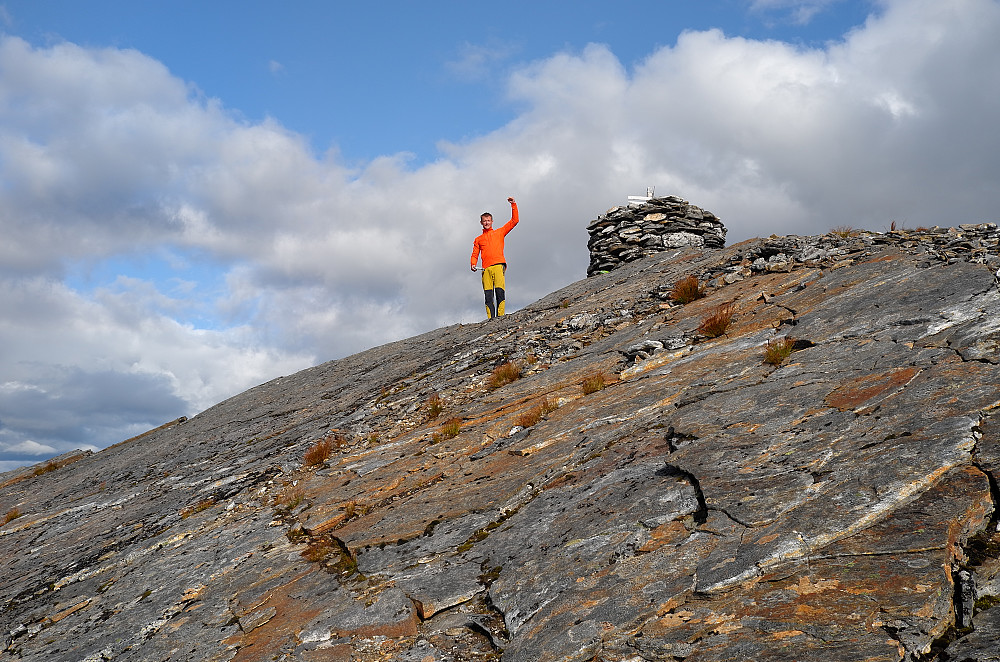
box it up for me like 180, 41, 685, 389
343, 500, 359, 520
180, 498, 215, 519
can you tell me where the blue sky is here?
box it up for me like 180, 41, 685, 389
2, 0, 1000, 471
7, 0, 874, 163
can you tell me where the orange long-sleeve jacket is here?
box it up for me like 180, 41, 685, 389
471, 202, 519, 270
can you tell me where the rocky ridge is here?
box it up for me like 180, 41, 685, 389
3, 222, 1000, 661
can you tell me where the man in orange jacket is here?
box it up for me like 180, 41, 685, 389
470, 196, 519, 318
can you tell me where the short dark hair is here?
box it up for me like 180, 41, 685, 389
480, 212, 493, 220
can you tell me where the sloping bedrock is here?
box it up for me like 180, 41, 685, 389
636, 465, 992, 661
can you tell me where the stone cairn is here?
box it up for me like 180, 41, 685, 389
586, 195, 727, 276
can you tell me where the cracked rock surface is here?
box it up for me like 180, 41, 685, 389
3, 226, 1000, 661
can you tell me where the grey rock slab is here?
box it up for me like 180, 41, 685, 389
482, 458, 701, 645
392, 557, 487, 618
943, 605, 1000, 661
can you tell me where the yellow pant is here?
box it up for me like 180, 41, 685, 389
481, 264, 506, 318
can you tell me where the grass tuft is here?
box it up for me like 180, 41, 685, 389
431, 417, 462, 443
180, 498, 215, 519
304, 437, 333, 467
516, 398, 558, 428
488, 361, 522, 389
976, 594, 1000, 611
581, 372, 608, 395
516, 408, 543, 429
670, 275, 706, 304
830, 225, 859, 238
425, 393, 444, 420
32, 462, 58, 477
763, 337, 796, 365
697, 303, 736, 338
2, 508, 22, 526
440, 417, 462, 438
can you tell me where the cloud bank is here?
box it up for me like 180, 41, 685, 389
2, 0, 999, 469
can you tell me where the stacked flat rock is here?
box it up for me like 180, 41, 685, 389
587, 195, 726, 276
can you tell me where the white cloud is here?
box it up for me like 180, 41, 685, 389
2, 439, 57, 456
0, 275, 313, 459
1, 0, 999, 467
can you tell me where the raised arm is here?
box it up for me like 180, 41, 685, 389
502, 197, 519, 234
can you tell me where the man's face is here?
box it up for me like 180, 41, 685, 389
480, 215, 493, 230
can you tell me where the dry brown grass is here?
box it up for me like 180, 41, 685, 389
697, 303, 736, 338
830, 225, 859, 238
2, 508, 22, 526
581, 372, 608, 395
670, 275, 706, 304
516, 408, 543, 429
180, 498, 215, 519
431, 417, 462, 443
440, 417, 462, 437
425, 393, 444, 420
32, 462, 58, 477
516, 398, 558, 428
304, 436, 334, 466
488, 361, 522, 389
763, 337, 796, 366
